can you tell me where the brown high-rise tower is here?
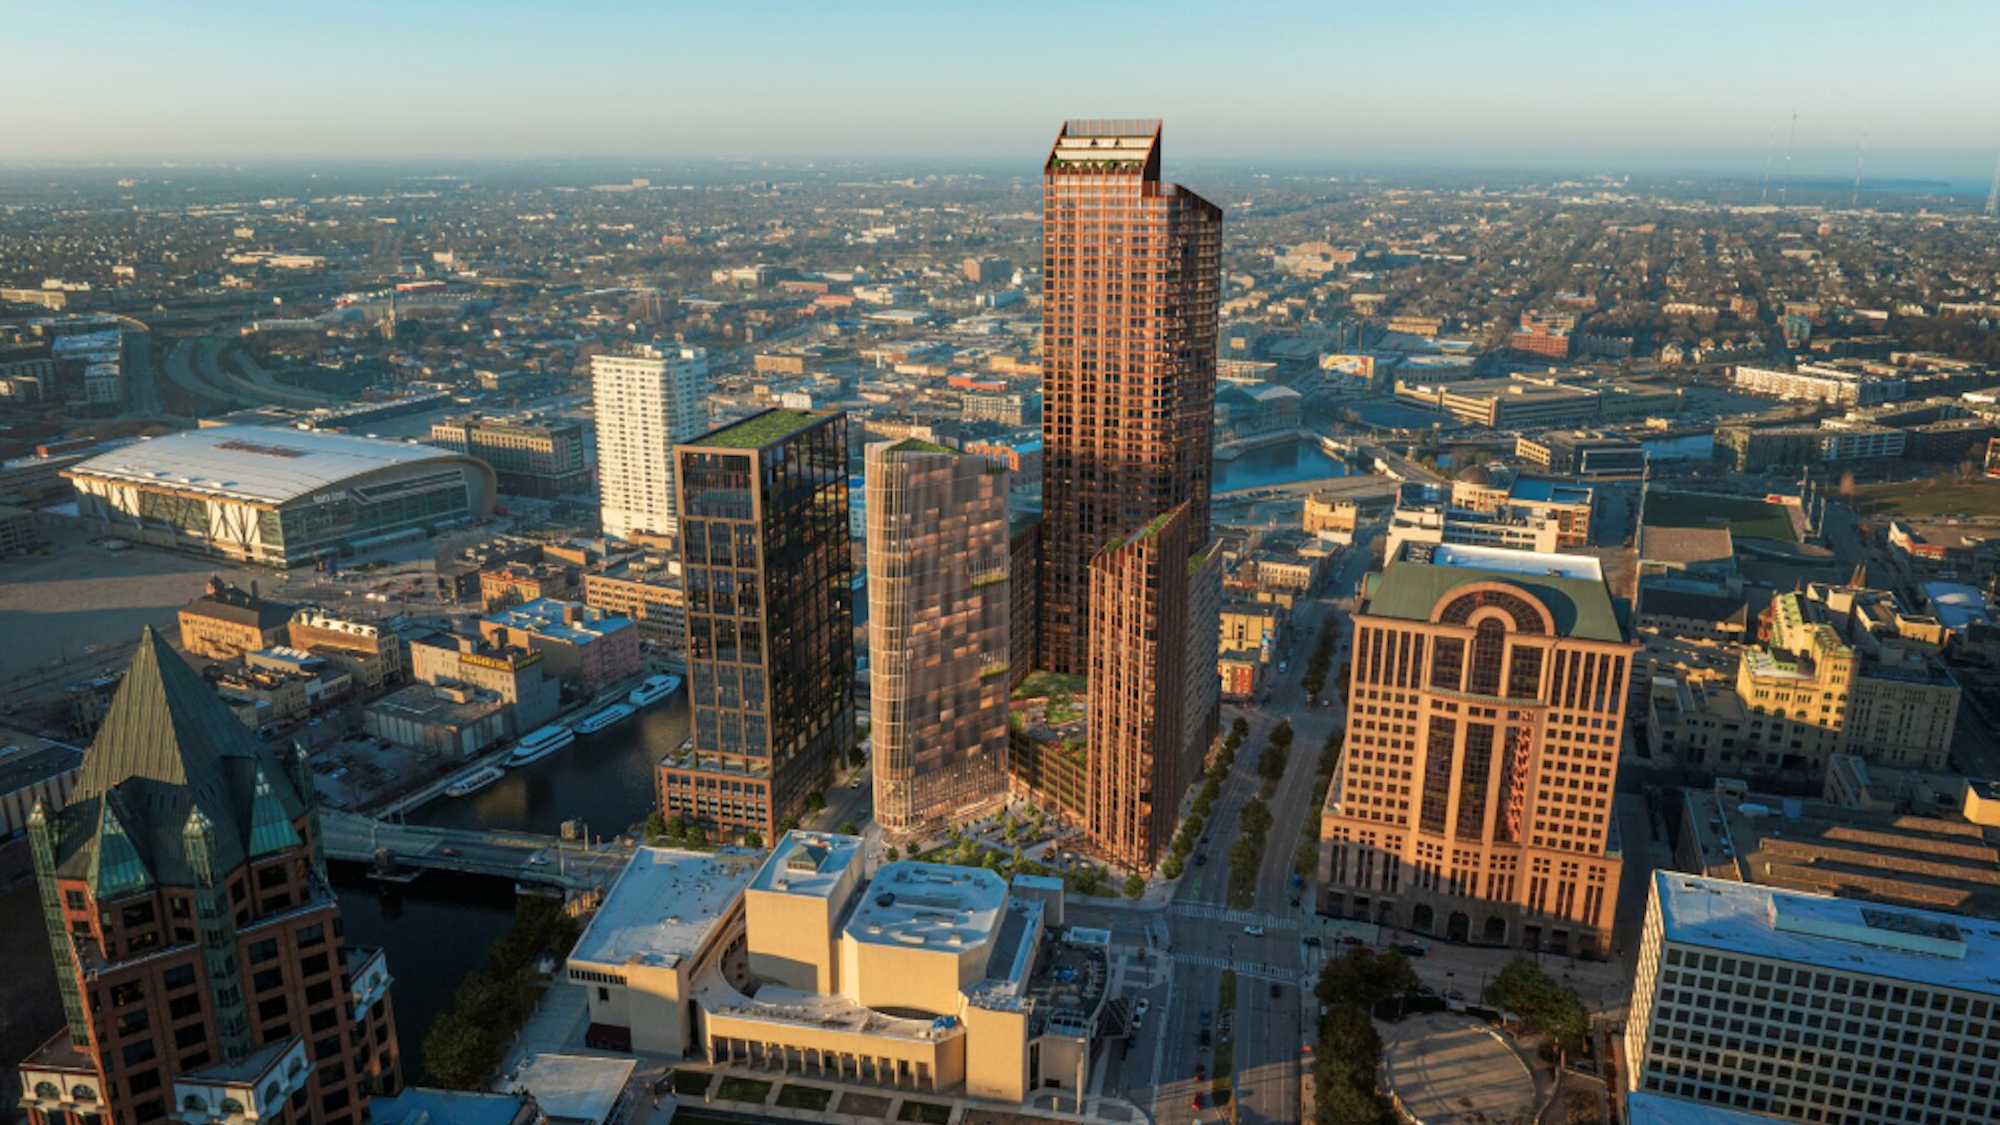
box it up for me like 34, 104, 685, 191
1039, 119, 1221, 675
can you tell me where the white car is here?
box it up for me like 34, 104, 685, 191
1242, 925, 1265, 937
1134, 998, 1150, 1017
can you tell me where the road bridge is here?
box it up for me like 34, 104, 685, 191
319, 809, 633, 893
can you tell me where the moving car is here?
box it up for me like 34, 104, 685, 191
1243, 924, 1265, 937
440, 847, 461, 857
1392, 941, 1429, 957
1134, 998, 1150, 1017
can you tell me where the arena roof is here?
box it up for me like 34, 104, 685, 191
66, 425, 482, 507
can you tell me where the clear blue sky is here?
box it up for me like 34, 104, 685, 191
7, 0, 1996, 180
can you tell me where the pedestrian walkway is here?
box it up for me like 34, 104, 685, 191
495, 979, 590, 1081
1170, 902, 1295, 930
1170, 952, 1307, 984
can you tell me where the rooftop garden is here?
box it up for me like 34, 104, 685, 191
692, 409, 822, 449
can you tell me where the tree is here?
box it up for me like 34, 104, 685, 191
1000, 809, 1016, 840
1239, 797, 1272, 837
422, 1013, 501, 1090
643, 811, 668, 840
1270, 720, 1294, 750
685, 824, 709, 849
778, 816, 800, 833
1230, 716, 1250, 741
884, 844, 901, 862
742, 830, 764, 849
1485, 957, 1590, 1053
1075, 866, 1101, 894
1124, 873, 1146, 900
1162, 853, 1185, 879
1317, 950, 1419, 1011
849, 744, 867, 769
454, 971, 524, 1030
839, 819, 859, 836
803, 790, 827, 814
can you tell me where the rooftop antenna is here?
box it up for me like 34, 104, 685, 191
1779, 110, 1798, 208
1850, 124, 1868, 210
1986, 152, 2000, 218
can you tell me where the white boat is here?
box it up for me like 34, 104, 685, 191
575, 702, 635, 735
628, 674, 683, 708
444, 765, 505, 798
508, 724, 575, 767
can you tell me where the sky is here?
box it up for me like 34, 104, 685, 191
6, 0, 1998, 183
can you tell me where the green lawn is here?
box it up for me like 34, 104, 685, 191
1644, 490, 1798, 542
714, 1077, 772, 1104
774, 1085, 833, 1111
896, 1101, 953, 1124
671, 1070, 713, 1096
1011, 669, 1087, 700
1852, 478, 2000, 520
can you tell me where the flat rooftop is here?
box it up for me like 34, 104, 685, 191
568, 847, 761, 972
509, 1053, 636, 1125
1508, 476, 1594, 505
64, 425, 470, 506
1654, 872, 2000, 997
690, 408, 825, 449
1426, 543, 1603, 582
845, 861, 1007, 952
485, 598, 632, 644
1625, 1092, 1789, 1125
371, 1089, 531, 1125
750, 830, 861, 899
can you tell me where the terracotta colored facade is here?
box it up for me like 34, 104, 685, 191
1320, 547, 1633, 956
17, 630, 398, 1125
1038, 119, 1221, 676
863, 441, 1011, 831
1084, 505, 1190, 870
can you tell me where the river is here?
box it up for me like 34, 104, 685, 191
334, 693, 692, 1078
1212, 437, 1348, 492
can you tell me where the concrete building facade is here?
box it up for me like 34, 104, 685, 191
592, 345, 707, 542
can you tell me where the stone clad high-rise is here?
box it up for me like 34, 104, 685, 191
864, 440, 1011, 831
16, 628, 399, 1125
1038, 119, 1221, 676
1319, 543, 1634, 956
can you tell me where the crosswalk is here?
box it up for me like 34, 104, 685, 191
1170, 902, 1297, 931
1170, 952, 1308, 984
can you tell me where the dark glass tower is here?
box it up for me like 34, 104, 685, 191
662, 409, 855, 841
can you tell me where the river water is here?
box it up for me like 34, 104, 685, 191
1213, 438, 1347, 492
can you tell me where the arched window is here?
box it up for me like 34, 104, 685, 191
183, 1096, 208, 1113
1468, 619, 1507, 696
33, 1082, 60, 1101
71, 1085, 96, 1102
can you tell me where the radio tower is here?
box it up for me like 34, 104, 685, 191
1986, 152, 2000, 218
1850, 126, 1868, 210
1778, 110, 1798, 207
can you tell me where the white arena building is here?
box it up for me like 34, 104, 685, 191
64, 425, 496, 567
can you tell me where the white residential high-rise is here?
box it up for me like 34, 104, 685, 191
592, 345, 707, 541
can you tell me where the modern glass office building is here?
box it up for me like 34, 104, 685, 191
662, 409, 854, 840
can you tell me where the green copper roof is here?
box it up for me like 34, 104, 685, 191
1363, 560, 1625, 643
87, 802, 154, 899
247, 765, 303, 857
50, 627, 311, 890
690, 409, 826, 449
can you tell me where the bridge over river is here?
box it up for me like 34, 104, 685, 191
320, 810, 634, 893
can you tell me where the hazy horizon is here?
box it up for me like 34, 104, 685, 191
5, 0, 1999, 184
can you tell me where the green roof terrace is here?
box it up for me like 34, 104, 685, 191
690, 409, 828, 450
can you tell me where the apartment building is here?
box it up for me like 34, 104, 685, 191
427, 413, 590, 499
592, 345, 708, 541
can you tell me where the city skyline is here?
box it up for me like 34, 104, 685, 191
4, 2, 2000, 182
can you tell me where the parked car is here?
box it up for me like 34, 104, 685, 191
1243, 924, 1265, 937
1392, 941, 1428, 957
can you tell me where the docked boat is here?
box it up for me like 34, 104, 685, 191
575, 702, 635, 736
444, 765, 505, 798
628, 674, 683, 708
507, 724, 575, 767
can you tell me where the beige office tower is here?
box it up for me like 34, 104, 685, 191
592, 345, 707, 541
1320, 543, 1635, 957
865, 440, 1011, 832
